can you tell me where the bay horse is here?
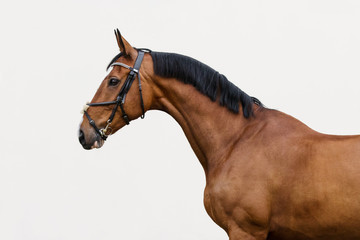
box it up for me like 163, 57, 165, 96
78, 30, 360, 240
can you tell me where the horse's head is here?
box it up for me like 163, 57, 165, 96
79, 30, 154, 149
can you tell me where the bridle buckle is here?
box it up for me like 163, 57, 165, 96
100, 120, 113, 138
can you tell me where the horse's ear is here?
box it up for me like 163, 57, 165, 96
114, 29, 137, 58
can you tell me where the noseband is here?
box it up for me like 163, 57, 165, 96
82, 50, 146, 140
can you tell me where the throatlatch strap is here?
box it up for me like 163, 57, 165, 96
135, 51, 145, 118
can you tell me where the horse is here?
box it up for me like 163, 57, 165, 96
78, 29, 360, 240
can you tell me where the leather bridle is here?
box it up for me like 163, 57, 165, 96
83, 50, 147, 141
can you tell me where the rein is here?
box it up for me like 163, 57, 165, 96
82, 50, 146, 140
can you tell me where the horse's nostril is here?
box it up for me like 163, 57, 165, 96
79, 129, 86, 146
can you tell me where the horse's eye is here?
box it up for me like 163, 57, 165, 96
109, 78, 120, 86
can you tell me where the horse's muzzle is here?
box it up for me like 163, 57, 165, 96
78, 128, 104, 150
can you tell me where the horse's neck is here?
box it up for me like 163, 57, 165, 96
151, 77, 255, 174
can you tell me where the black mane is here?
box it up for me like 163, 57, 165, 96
108, 50, 263, 118
150, 52, 262, 118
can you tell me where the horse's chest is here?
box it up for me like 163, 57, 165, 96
203, 176, 266, 228
203, 184, 230, 231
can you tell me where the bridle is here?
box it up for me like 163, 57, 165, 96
82, 50, 147, 141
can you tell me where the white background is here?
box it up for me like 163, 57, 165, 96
1, 0, 360, 239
